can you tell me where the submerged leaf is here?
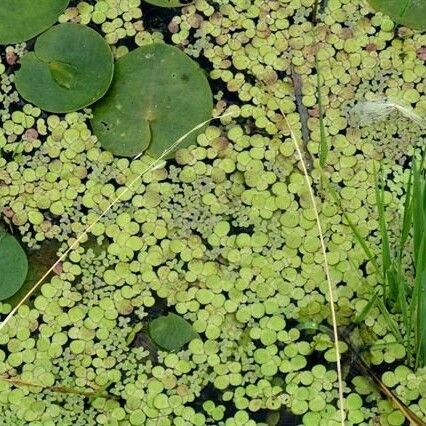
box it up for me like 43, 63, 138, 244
0, 228, 28, 300
368, 0, 426, 30
149, 313, 198, 351
15, 24, 114, 113
5, 241, 60, 307
91, 43, 213, 158
0, 0, 70, 44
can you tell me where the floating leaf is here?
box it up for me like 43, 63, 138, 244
15, 23, 114, 113
5, 241, 60, 307
143, 0, 191, 7
91, 43, 213, 158
149, 313, 198, 351
0, 228, 28, 300
0, 0, 70, 44
367, 0, 426, 30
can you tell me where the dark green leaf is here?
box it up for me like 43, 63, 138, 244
15, 24, 114, 113
0, 0, 70, 44
5, 240, 60, 307
149, 313, 198, 351
373, 165, 393, 302
91, 43, 213, 158
399, 166, 414, 260
416, 267, 426, 368
368, 0, 426, 30
353, 294, 378, 324
0, 228, 28, 300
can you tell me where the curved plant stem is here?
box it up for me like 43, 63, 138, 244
0, 112, 233, 333
0, 376, 119, 400
279, 110, 346, 425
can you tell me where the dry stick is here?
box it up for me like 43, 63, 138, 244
350, 347, 426, 426
314, 324, 426, 425
0, 113, 233, 333
280, 110, 346, 425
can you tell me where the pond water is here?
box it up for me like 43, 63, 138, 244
0, 0, 425, 425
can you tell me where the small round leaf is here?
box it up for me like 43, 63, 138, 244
149, 313, 198, 351
0, 229, 28, 300
0, 0, 70, 45
15, 23, 114, 113
368, 0, 426, 30
91, 43, 213, 158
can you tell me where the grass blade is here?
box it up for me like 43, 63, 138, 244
353, 293, 378, 324
412, 158, 426, 367
373, 164, 394, 302
412, 158, 426, 269
374, 296, 404, 343
399, 167, 413, 260
316, 58, 328, 168
415, 263, 426, 368
325, 180, 381, 276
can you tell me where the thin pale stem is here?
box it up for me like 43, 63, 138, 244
0, 113, 233, 333
280, 111, 346, 425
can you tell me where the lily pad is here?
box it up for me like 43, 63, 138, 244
91, 43, 213, 158
368, 0, 426, 30
0, 227, 28, 301
143, 0, 192, 7
15, 23, 114, 113
0, 0, 70, 45
149, 313, 198, 351
5, 240, 60, 307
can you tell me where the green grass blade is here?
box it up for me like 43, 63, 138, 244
315, 58, 328, 168
375, 296, 404, 343
412, 160, 426, 267
412, 158, 426, 367
348, 258, 403, 343
325, 180, 381, 276
397, 165, 413, 324
353, 293, 378, 324
399, 167, 413, 260
394, 272, 410, 336
373, 164, 394, 302
415, 264, 426, 368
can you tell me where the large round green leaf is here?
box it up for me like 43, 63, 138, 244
368, 0, 426, 30
0, 228, 28, 300
143, 0, 191, 7
0, 0, 70, 45
149, 313, 198, 351
15, 24, 114, 113
91, 43, 213, 158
